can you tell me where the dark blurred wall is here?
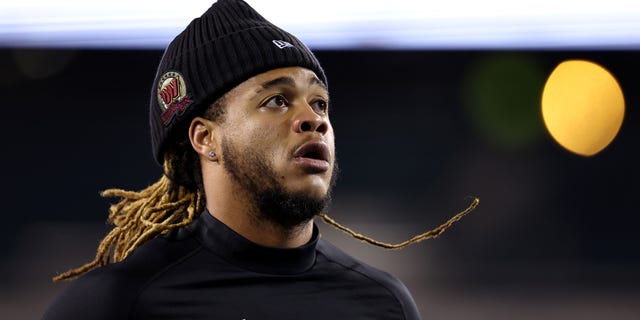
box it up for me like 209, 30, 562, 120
2, 49, 639, 318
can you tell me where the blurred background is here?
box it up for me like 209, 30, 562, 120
1, 1, 639, 319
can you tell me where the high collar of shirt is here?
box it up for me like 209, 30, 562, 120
191, 209, 318, 275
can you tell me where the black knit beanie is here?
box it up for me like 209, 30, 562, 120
150, 0, 327, 164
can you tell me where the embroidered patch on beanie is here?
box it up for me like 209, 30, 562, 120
157, 71, 194, 126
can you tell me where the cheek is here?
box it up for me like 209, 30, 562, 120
226, 116, 274, 145
243, 123, 290, 163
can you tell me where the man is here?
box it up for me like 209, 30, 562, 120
42, 0, 421, 319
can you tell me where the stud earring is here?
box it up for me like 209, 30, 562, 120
208, 150, 216, 158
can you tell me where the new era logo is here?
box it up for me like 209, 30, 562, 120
272, 39, 293, 49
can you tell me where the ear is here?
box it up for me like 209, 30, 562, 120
188, 116, 219, 161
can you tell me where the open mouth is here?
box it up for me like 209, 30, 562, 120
294, 141, 330, 162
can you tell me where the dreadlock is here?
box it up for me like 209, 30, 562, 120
53, 91, 478, 281
53, 98, 226, 282
320, 197, 479, 249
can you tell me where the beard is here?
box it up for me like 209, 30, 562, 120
220, 136, 338, 228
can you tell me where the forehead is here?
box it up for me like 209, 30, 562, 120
229, 67, 327, 97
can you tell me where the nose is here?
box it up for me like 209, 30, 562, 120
292, 106, 329, 135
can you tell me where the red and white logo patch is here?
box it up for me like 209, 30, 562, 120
157, 71, 193, 126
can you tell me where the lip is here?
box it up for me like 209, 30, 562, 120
293, 141, 331, 173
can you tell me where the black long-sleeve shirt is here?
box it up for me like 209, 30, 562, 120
42, 210, 421, 319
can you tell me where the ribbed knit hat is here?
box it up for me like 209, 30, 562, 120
150, 0, 327, 164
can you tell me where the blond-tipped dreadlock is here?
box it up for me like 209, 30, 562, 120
54, 164, 477, 282
321, 197, 479, 249
53, 158, 204, 282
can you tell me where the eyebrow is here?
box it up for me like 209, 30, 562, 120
309, 77, 328, 92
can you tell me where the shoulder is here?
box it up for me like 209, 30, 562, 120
316, 239, 410, 294
42, 263, 136, 320
316, 239, 421, 320
42, 229, 202, 320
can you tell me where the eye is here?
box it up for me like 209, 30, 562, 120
262, 94, 288, 109
311, 99, 328, 115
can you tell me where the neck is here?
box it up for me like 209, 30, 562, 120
207, 204, 314, 248
204, 184, 314, 248
247, 215, 314, 248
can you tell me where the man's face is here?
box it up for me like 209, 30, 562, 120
217, 67, 337, 227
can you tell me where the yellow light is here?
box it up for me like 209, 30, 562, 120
541, 60, 625, 156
